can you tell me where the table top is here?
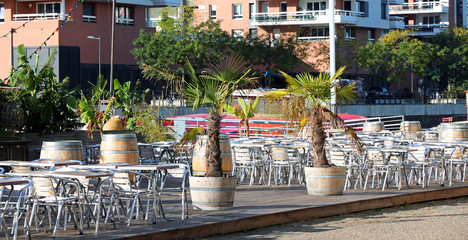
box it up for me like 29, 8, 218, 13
74, 164, 120, 169
115, 164, 179, 171
8, 170, 113, 179
0, 178, 30, 186
0, 160, 81, 167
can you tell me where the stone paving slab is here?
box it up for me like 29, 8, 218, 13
9, 183, 468, 240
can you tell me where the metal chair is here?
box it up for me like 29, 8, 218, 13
0, 177, 33, 240
159, 163, 190, 221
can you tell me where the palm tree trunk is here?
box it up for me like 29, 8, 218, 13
311, 108, 328, 167
206, 111, 223, 177
245, 121, 250, 138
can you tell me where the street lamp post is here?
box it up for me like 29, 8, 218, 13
329, 0, 337, 115
87, 35, 101, 78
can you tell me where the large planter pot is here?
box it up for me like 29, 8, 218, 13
189, 176, 237, 210
304, 167, 346, 196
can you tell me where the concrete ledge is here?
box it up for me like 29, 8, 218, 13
119, 186, 468, 240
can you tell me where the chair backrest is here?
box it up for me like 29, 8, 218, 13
327, 148, 347, 166
112, 170, 135, 192
164, 164, 190, 190
84, 145, 100, 165
31, 176, 56, 198
139, 144, 157, 164
365, 149, 385, 166
232, 147, 252, 163
0, 177, 33, 210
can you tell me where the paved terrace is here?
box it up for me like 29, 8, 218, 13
13, 182, 468, 240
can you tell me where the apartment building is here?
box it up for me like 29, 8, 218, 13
389, 0, 467, 37
0, 0, 176, 91
193, 1, 408, 73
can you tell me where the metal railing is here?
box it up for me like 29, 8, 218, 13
168, 115, 405, 139
116, 18, 134, 25
13, 13, 68, 21
389, 1, 448, 12
83, 15, 96, 23
251, 10, 363, 25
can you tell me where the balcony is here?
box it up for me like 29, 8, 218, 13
405, 23, 449, 36
389, 1, 449, 15
297, 36, 329, 42
388, 0, 404, 4
116, 18, 134, 25
251, 10, 364, 27
389, 16, 405, 29
13, 13, 68, 21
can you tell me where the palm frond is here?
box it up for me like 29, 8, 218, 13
176, 127, 203, 148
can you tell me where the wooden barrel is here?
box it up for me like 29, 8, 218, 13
40, 140, 84, 161
439, 123, 468, 142
192, 134, 232, 176
305, 167, 346, 196
100, 133, 139, 164
189, 176, 237, 210
363, 122, 384, 132
400, 121, 422, 139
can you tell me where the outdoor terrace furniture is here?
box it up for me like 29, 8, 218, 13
0, 177, 33, 240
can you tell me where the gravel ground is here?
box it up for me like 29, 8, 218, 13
205, 197, 468, 240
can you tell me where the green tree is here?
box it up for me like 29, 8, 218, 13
265, 67, 359, 167
357, 30, 429, 83
132, 7, 239, 79
424, 27, 468, 91
10, 45, 78, 133
240, 33, 311, 74
223, 96, 260, 137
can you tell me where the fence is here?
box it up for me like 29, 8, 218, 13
168, 115, 406, 140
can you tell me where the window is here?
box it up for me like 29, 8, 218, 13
345, 27, 355, 40
306, 1, 326, 11
357, 1, 368, 17
249, 3, 254, 19
368, 29, 375, 41
232, 29, 243, 38
0, 3, 4, 23
249, 28, 258, 38
209, 5, 216, 19
37, 2, 61, 14
262, 2, 269, 13
233, 4, 243, 19
423, 15, 440, 25
344, 1, 352, 11
381, 3, 387, 20
116, 6, 134, 25
382, 29, 389, 36
83, 3, 96, 23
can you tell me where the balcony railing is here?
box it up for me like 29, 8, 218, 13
116, 18, 134, 25
405, 23, 449, 35
83, 15, 96, 23
389, 16, 405, 29
251, 10, 364, 26
13, 13, 68, 21
298, 36, 329, 42
389, 1, 448, 14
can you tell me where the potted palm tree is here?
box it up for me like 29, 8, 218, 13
223, 96, 260, 137
266, 67, 360, 196
176, 55, 255, 210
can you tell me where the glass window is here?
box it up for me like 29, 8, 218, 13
345, 28, 355, 39
232, 29, 243, 38
83, 3, 96, 22
249, 3, 254, 19
249, 28, 257, 38
262, 3, 269, 13
37, 3, 61, 14
210, 5, 216, 19
368, 29, 375, 41
381, 4, 387, 20
233, 4, 243, 19
307, 1, 326, 11
344, 1, 352, 11
116, 6, 134, 25
357, 1, 369, 17
0, 3, 4, 23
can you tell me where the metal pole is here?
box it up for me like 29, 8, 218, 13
10, 28, 14, 71
110, 0, 115, 94
98, 37, 101, 77
329, 0, 337, 113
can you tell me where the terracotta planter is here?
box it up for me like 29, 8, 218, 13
189, 176, 237, 210
304, 166, 346, 196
